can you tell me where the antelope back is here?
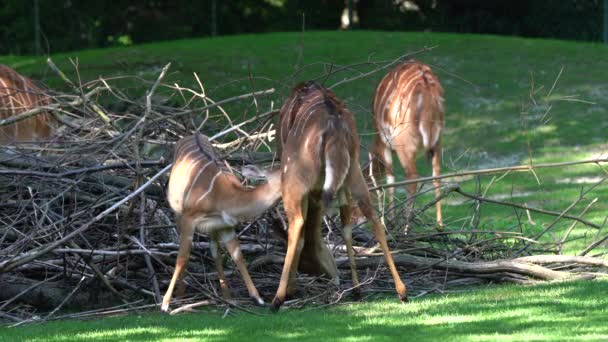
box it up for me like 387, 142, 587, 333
373, 60, 444, 151
167, 134, 230, 215
0, 65, 55, 144
279, 81, 359, 167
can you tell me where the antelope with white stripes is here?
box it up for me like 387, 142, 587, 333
271, 81, 407, 311
0, 65, 55, 144
370, 60, 445, 226
161, 134, 282, 312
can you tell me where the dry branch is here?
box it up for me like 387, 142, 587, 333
1, 54, 607, 324
455, 188, 602, 229
0, 87, 106, 127
369, 158, 608, 191
335, 254, 590, 281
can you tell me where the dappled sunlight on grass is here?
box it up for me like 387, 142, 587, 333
2, 279, 607, 341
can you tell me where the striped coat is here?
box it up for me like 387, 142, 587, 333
162, 133, 282, 311
0, 65, 55, 144
270, 81, 407, 311
370, 60, 445, 226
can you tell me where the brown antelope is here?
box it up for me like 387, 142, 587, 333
370, 60, 445, 226
161, 134, 282, 312
271, 81, 407, 311
0, 65, 55, 144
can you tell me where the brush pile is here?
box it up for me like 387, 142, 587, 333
0, 60, 606, 325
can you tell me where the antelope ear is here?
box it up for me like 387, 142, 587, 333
241, 164, 266, 180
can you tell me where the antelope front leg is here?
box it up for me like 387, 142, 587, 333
161, 217, 194, 312
271, 198, 307, 312
221, 230, 265, 306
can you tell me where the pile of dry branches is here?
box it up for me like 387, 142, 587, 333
1, 58, 607, 325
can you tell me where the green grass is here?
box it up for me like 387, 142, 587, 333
2, 279, 607, 341
1, 31, 607, 337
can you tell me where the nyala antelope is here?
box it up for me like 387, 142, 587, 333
0, 65, 56, 144
161, 134, 282, 312
370, 60, 445, 226
271, 81, 407, 311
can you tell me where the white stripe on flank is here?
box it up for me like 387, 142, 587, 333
184, 160, 214, 204
395, 72, 420, 122
20, 76, 33, 105
180, 146, 202, 165
196, 171, 222, 204
297, 99, 320, 136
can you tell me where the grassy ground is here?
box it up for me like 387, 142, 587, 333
1, 31, 606, 253
1, 31, 607, 338
2, 279, 607, 341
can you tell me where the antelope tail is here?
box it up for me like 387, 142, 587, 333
321, 114, 350, 208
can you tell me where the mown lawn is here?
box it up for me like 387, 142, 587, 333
2, 279, 607, 341
1, 31, 606, 254
1, 31, 607, 338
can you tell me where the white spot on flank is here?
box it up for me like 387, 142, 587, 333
230, 247, 242, 261
432, 124, 442, 147
383, 148, 392, 165
304, 136, 311, 149
380, 121, 394, 145
416, 92, 423, 112
323, 160, 334, 191
219, 229, 237, 244
419, 122, 429, 148
210, 240, 219, 258
221, 211, 239, 227
387, 174, 395, 184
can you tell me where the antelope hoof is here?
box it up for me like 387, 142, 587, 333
351, 287, 362, 300
436, 221, 445, 232
252, 296, 266, 307
270, 297, 283, 312
160, 302, 170, 313
221, 289, 232, 301
399, 294, 409, 303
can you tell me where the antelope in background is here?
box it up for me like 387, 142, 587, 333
271, 81, 407, 311
370, 60, 445, 227
0, 65, 56, 145
161, 134, 282, 312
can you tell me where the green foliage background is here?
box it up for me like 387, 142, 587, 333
1, 0, 603, 55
